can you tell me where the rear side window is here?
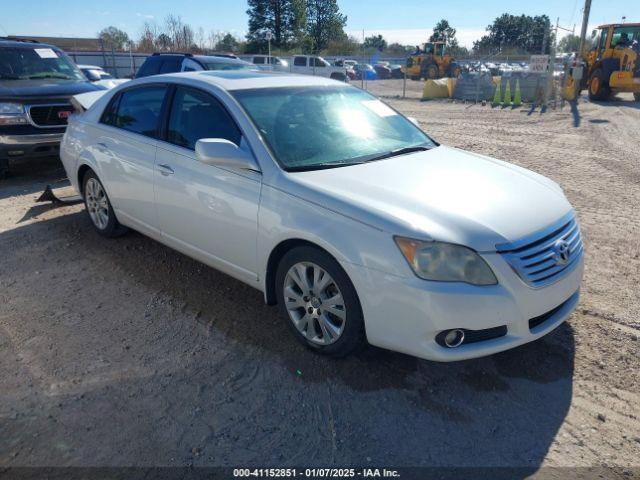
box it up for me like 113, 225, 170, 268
167, 87, 241, 150
253, 57, 265, 64
159, 57, 182, 74
294, 57, 307, 67
102, 86, 167, 138
136, 57, 162, 78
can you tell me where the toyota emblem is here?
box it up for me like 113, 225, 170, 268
553, 239, 571, 266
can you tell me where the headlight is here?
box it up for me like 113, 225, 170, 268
0, 103, 28, 125
395, 237, 497, 286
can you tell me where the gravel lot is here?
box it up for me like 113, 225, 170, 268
0, 85, 639, 476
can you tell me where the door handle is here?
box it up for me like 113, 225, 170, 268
157, 164, 174, 176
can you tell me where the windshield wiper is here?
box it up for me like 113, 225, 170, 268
28, 73, 73, 80
286, 161, 366, 172
363, 145, 431, 164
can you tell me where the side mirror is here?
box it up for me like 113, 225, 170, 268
407, 116, 420, 127
195, 138, 260, 172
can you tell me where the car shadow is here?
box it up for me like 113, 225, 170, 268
0, 207, 576, 474
0, 156, 66, 200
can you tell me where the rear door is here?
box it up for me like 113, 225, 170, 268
94, 84, 168, 234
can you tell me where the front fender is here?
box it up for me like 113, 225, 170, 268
257, 184, 411, 294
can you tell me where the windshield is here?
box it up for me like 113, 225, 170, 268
204, 62, 254, 71
0, 47, 85, 81
233, 86, 435, 171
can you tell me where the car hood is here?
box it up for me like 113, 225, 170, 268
285, 146, 572, 251
0, 79, 101, 101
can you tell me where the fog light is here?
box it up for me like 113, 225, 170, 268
443, 329, 465, 348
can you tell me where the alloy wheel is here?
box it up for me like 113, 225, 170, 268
85, 178, 109, 230
283, 262, 346, 345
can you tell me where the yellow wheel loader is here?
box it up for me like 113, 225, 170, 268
579, 23, 640, 101
402, 42, 461, 81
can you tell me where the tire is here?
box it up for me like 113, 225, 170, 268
423, 64, 439, 80
588, 69, 610, 101
82, 170, 128, 238
634, 92, 640, 102
275, 246, 366, 357
330, 72, 347, 82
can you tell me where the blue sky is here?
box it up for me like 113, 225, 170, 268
1, 0, 638, 47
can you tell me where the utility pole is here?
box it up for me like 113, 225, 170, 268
577, 0, 592, 58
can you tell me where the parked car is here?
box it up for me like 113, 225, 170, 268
135, 53, 255, 78
333, 59, 358, 69
373, 63, 392, 79
389, 64, 404, 79
245, 55, 289, 72
353, 63, 377, 80
0, 37, 101, 178
61, 70, 583, 361
291, 55, 348, 81
78, 64, 129, 89
345, 67, 356, 81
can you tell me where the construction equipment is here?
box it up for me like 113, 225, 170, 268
402, 42, 461, 81
577, 23, 640, 101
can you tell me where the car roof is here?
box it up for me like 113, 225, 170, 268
0, 38, 59, 49
193, 55, 252, 66
153, 70, 347, 91
78, 65, 103, 70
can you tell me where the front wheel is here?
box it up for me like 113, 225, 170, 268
588, 69, 610, 100
275, 246, 366, 357
83, 170, 128, 237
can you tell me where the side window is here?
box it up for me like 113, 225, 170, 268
312, 57, 326, 67
100, 93, 121, 126
167, 87, 241, 150
136, 57, 161, 78
253, 57, 265, 64
111, 86, 167, 138
159, 57, 183, 74
182, 58, 203, 72
294, 56, 307, 67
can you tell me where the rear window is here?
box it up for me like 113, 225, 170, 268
136, 57, 161, 78
102, 86, 167, 138
159, 57, 182, 74
294, 57, 307, 67
253, 57, 265, 64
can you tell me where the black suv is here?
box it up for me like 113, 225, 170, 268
135, 53, 254, 78
0, 38, 101, 178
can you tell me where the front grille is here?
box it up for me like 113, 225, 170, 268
497, 213, 583, 288
28, 104, 73, 127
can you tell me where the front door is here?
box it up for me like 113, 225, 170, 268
154, 86, 262, 281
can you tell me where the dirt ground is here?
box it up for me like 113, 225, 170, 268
1, 85, 639, 477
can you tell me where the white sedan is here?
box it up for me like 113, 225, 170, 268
60, 71, 583, 361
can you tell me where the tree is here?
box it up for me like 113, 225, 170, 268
430, 19, 458, 48
98, 26, 130, 51
246, 0, 307, 52
364, 34, 387, 52
384, 42, 411, 56
306, 0, 347, 53
473, 14, 554, 54
215, 33, 240, 53
558, 33, 590, 53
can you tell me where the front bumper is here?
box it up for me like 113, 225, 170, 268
0, 132, 64, 161
344, 252, 584, 362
